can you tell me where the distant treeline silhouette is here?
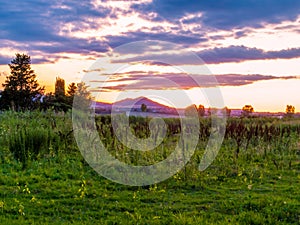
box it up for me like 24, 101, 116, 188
0, 53, 296, 116
0, 53, 91, 112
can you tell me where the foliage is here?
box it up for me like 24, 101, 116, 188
286, 105, 295, 116
141, 103, 147, 112
207, 107, 220, 117
67, 82, 77, 96
242, 105, 254, 117
0, 53, 44, 111
66, 82, 77, 106
8, 126, 49, 168
0, 112, 300, 224
72, 82, 93, 111
223, 106, 231, 117
41, 80, 86, 112
41, 77, 70, 112
198, 104, 205, 117
55, 77, 65, 98
1, 110, 75, 168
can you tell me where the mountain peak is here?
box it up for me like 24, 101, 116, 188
114, 96, 171, 108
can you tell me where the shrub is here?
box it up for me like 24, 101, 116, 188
8, 126, 49, 168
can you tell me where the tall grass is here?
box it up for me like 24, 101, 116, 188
1, 111, 299, 173
1, 111, 300, 224
8, 126, 49, 168
1, 110, 75, 168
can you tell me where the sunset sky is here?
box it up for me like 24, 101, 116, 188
0, 0, 300, 112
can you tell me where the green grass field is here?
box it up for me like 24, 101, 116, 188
0, 111, 299, 224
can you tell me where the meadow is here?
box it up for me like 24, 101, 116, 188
0, 111, 299, 224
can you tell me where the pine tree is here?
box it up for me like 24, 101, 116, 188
66, 82, 77, 106
55, 77, 65, 99
1, 53, 44, 111
72, 82, 92, 111
67, 82, 77, 97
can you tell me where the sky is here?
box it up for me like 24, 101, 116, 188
0, 0, 300, 112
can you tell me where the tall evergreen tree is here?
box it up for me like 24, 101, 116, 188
72, 82, 92, 111
66, 82, 77, 106
54, 77, 69, 111
0, 53, 44, 111
42, 77, 71, 112
55, 77, 65, 99
67, 82, 77, 97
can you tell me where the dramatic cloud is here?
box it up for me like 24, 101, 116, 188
0, 0, 299, 65
0, 53, 54, 65
88, 71, 297, 92
110, 46, 300, 65
107, 31, 208, 49
110, 52, 205, 66
198, 46, 300, 64
0, 0, 112, 62
0, 55, 12, 65
0, 0, 111, 42
133, 0, 300, 29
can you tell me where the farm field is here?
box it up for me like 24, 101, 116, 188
0, 111, 300, 224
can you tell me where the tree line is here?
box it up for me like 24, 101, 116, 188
185, 103, 296, 118
0, 53, 296, 116
0, 53, 91, 112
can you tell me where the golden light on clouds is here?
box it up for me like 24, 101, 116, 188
0, 0, 299, 111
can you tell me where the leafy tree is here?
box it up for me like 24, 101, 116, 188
55, 77, 65, 99
242, 105, 254, 117
42, 81, 92, 112
54, 77, 69, 111
41, 92, 56, 111
41, 77, 70, 112
207, 107, 218, 117
207, 107, 211, 117
223, 106, 231, 117
73, 82, 92, 111
0, 53, 44, 111
141, 103, 147, 112
198, 104, 205, 117
67, 82, 77, 96
286, 105, 295, 116
76, 82, 91, 100
66, 82, 77, 106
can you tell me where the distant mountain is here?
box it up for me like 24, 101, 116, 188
113, 97, 174, 109
93, 97, 177, 114
92, 101, 112, 108
92, 98, 290, 117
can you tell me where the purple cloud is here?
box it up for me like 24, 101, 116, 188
88, 71, 298, 92
133, 0, 300, 29
110, 46, 300, 65
0, 0, 299, 65
198, 46, 300, 64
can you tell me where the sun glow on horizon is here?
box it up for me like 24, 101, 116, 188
0, 1, 299, 113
